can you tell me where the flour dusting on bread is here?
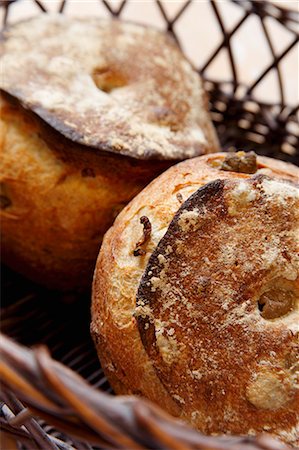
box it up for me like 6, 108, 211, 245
92, 153, 299, 444
136, 175, 299, 441
0, 14, 219, 160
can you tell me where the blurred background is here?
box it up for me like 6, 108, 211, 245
1, 0, 298, 106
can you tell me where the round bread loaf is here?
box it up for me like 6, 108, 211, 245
91, 152, 299, 445
0, 14, 219, 290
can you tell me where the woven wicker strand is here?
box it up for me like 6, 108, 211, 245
0, 334, 291, 450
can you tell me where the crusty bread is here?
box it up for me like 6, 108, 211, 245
0, 97, 169, 290
0, 14, 219, 160
91, 152, 299, 445
0, 15, 219, 290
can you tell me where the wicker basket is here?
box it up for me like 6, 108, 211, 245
1, 1, 298, 449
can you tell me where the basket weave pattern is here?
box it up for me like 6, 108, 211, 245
0, 335, 291, 450
0, 1, 298, 449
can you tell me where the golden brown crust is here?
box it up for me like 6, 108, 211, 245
0, 14, 219, 289
0, 97, 168, 290
0, 14, 219, 160
91, 153, 299, 444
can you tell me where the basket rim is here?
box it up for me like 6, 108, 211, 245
0, 333, 292, 450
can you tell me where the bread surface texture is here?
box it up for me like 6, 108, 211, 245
91, 152, 299, 444
0, 15, 219, 289
0, 14, 219, 160
0, 98, 166, 290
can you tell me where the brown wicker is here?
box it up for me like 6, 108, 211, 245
0, 334, 291, 450
0, 1, 298, 449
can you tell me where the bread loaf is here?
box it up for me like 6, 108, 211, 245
92, 152, 299, 444
0, 14, 218, 290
